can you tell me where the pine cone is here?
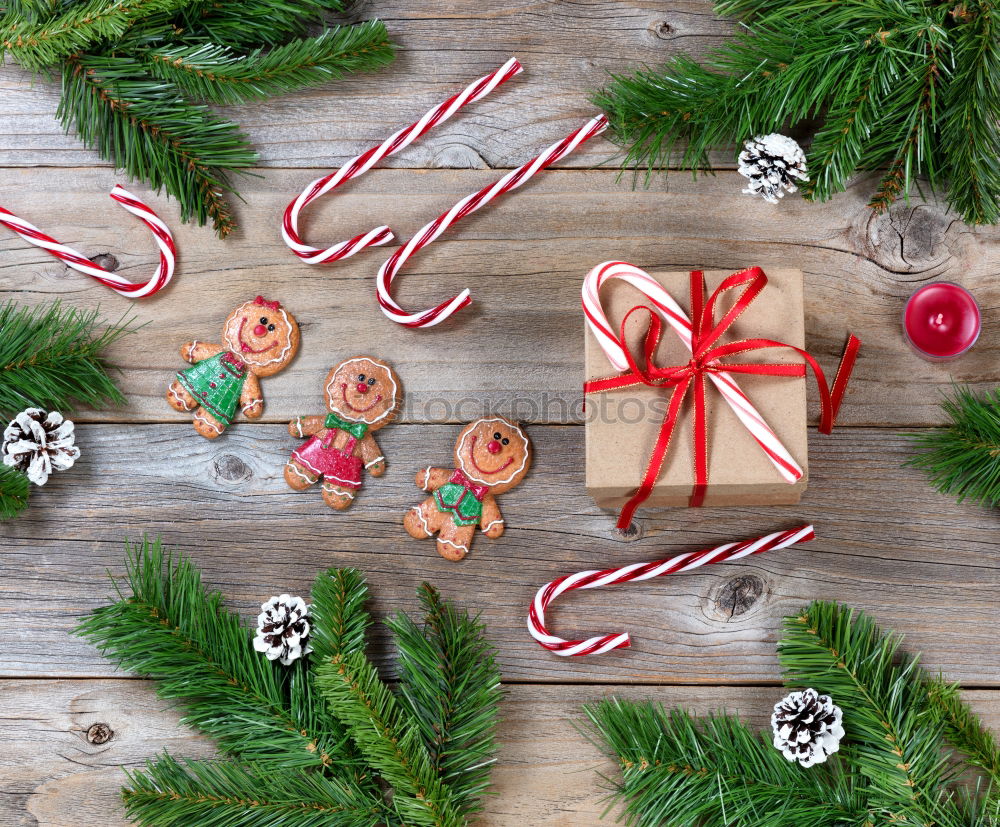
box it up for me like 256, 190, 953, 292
771, 688, 844, 767
253, 594, 313, 666
738, 133, 808, 204
2, 408, 80, 486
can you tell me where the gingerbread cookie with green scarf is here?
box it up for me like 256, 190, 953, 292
285, 356, 402, 510
167, 297, 300, 439
404, 417, 532, 561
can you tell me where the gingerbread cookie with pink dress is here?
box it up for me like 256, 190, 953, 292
404, 417, 532, 561
167, 296, 300, 439
284, 356, 401, 510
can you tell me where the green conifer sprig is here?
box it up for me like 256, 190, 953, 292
0, 300, 135, 418
78, 539, 502, 827
594, 0, 1000, 225
0, 465, 31, 521
907, 386, 1000, 507
3, 0, 394, 237
586, 601, 1000, 827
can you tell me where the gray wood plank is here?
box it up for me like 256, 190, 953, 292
0, 0, 733, 170
4, 679, 999, 826
0, 168, 994, 427
1, 423, 997, 684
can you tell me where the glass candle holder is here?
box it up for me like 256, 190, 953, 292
903, 282, 981, 362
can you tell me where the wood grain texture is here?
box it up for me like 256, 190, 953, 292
1, 167, 996, 427
4, 679, 999, 827
1, 423, 997, 684
0, 0, 733, 170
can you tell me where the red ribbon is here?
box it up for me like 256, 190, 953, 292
254, 295, 281, 310
584, 267, 861, 530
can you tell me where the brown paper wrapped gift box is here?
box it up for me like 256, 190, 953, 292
584, 269, 808, 508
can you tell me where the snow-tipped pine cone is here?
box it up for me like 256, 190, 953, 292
771, 688, 844, 767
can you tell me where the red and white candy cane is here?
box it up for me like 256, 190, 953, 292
0, 185, 175, 298
378, 114, 609, 328
282, 57, 524, 265
582, 260, 802, 484
528, 524, 815, 657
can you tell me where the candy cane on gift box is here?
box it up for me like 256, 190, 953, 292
282, 58, 524, 265
582, 260, 803, 483
378, 114, 609, 328
528, 524, 815, 656
0, 185, 176, 298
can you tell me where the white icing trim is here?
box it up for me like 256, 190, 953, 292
323, 471, 360, 487
293, 419, 304, 438
242, 398, 262, 413
185, 341, 199, 362
291, 450, 323, 476
437, 537, 470, 555
194, 410, 223, 434
169, 384, 195, 411
364, 456, 385, 468
411, 505, 433, 537
457, 418, 529, 486
286, 461, 316, 483
325, 358, 398, 424
223, 303, 295, 367
482, 518, 504, 532
421, 466, 432, 490
323, 482, 355, 499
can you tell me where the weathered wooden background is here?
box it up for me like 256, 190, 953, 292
1, 1, 999, 824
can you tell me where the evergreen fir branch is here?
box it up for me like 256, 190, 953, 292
142, 21, 393, 106
316, 648, 465, 827
386, 583, 502, 818
0, 300, 135, 418
58, 55, 256, 235
122, 753, 385, 827
75, 538, 364, 777
172, 0, 351, 49
0, 0, 194, 71
927, 675, 1000, 787
779, 601, 965, 827
585, 699, 868, 827
309, 567, 372, 662
0, 465, 30, 521
906, 386, 1000, 507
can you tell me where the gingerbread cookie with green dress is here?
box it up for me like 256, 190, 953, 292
284, 356, 401, 510
166, 296, 300, 439
404, 417, 532, 561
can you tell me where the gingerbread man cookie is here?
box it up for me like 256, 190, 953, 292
285, 356, 401, 510
166, 296, 300, 439
404, 417, 532, 561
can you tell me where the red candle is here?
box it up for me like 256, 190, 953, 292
903, 282, 981, 361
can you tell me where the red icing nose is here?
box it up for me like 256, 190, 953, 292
356, 382, 369, 394
487, 439, 501, 454
253, 324, 267, 337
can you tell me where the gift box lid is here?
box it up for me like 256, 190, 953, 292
584, 268, 808, 505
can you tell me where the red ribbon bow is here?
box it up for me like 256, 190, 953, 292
254, 295, 281, 310
451, 468, 490, 501
584, 267, 860, 530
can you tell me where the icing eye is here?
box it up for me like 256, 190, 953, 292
502, 437, 510, 445
267, 323, 275, 331
259, 316, 268, 324
367, 377, 376, 386
493, 432, 502, 440
358, 373, 366, 382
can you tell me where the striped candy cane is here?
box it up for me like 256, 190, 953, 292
0, 185, 176, 298
282, 57, 524, 265
378, 114, 609, 328
528, 525, 815, 656
582, 261, 803, 484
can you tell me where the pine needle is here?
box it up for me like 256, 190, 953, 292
0, 465, 30, 521
0, 300, 136, 418
906, 385, 1000, 507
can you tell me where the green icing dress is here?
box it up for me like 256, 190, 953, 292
433, 470, 487, 526
177, 351, 248, 426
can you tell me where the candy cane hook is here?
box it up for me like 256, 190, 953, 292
377, 114, 609, 328
282, 57, 524, 266
0, 185, 176, 298
528, 525, 815, 656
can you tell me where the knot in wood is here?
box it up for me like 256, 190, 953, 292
863, 203, 952, 276
86, 722, 114, 744
88, 252, 119, 271
711, 574, 765, 619
652, 21, 675, 39
213, 453, 252, 483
